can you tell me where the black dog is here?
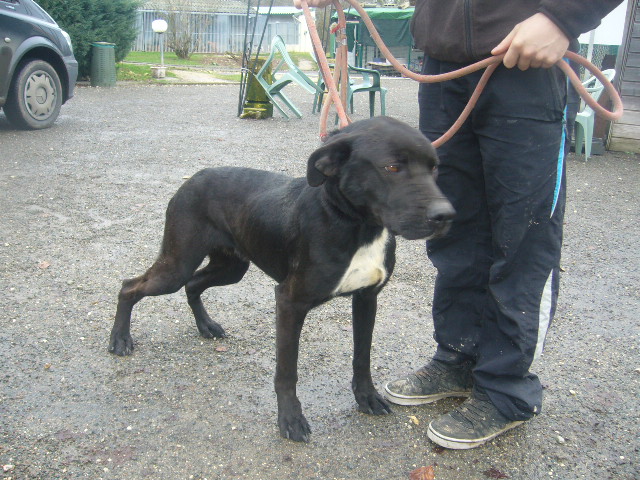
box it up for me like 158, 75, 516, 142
109, 116, 454, 442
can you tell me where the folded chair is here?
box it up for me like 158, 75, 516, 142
253, 35, 323, 119
574, 69, 616, 161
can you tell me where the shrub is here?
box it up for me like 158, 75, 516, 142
37, 0, 141, 78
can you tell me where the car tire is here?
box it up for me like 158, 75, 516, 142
3, 59, 63, 129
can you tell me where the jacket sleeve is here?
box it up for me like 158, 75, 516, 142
539, 0, 624, 39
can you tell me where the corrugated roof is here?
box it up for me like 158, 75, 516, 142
142, 0, 248, 14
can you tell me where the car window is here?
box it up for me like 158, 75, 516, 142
24, 0, 54, 23
0, 0, 28, 16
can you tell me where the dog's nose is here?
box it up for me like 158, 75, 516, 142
428, 199, 455, 226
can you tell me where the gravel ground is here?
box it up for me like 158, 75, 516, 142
0, 79, 638, 480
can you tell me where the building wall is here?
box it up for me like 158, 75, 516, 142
610, 1, 640, 152
134, 10, 304, 54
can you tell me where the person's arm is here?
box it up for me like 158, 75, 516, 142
293, 0, 333, 8
492, 0, 623, 70
539, 0, 623, 41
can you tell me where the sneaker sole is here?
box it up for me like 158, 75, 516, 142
383, 383, 471, 406
426, 420, 524, 450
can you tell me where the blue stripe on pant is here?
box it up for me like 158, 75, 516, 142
419, 57, 567, 421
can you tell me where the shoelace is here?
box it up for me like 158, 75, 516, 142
414, 361, 450, 383
450, 394, 501, 430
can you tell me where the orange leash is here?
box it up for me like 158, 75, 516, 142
300, 1, 350, 129
301, 0, 624, 146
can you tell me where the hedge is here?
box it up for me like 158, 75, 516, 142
37, 0, 141, 79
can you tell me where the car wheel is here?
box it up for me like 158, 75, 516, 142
3, 59, 63, 129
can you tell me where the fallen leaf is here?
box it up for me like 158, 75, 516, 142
408, 415, 420, 425
409, 465, 435, 480
38, 261, 51, 269
483, 467, 509, 479
215, 346, 228, 352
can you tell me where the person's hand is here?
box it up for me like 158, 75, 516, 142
293, 0, 334, 8
491, 13, 569, 70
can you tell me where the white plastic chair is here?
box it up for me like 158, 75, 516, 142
574, 69, 616, 160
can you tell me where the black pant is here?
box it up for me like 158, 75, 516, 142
419, 57, 567, 421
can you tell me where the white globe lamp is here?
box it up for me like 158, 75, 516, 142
151, 19, 169, 77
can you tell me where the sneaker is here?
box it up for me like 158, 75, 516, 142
427, 391, 525, 449
384, 359, 473, 406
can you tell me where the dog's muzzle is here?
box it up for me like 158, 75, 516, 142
393, 198, 455, 240
425, 198, 455, 239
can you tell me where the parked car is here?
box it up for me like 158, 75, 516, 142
0, 0, 77, 129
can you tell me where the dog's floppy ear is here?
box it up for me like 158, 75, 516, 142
306, 136, 353, 187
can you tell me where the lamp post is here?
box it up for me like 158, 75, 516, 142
151, 19, 168, 78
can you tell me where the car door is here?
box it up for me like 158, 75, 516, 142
0, 0, 32, 100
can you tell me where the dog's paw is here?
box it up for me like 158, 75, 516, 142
278, 413, 312, 443
355, 390, 393, 416
197, 319, 226, 339
108, 334, 134, 356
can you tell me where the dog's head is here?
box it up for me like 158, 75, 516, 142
307, 116, 454, 240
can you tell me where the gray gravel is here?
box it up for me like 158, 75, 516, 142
1, 79, 638, 480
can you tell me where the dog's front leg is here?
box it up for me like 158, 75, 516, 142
351, 290, 392, 415
274, 284, 312, 442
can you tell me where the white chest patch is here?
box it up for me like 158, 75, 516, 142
333, 229, 390, 295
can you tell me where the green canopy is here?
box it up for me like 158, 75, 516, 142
346, 7, 415, 20
334, 7, 415, 49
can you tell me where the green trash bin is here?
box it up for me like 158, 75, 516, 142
90, 42, 116, 87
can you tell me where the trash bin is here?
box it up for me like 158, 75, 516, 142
90, 42, 116, 87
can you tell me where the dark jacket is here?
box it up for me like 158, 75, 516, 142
411, 0, 623, 63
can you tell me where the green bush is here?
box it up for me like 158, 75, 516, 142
37, 0, 141, 78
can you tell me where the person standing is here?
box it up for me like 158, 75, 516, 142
295, 0, 622, 449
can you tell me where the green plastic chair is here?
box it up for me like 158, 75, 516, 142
574, 69, 615, 160
347, 64, 387, 117
313, 64, 387, 117
253, 35, 323, 119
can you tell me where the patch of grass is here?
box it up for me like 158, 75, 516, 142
124, 50, 314, 69
124, 51, 241, 67
116, 63, 176, 82
124, 50, 204, 66
286, 51, 314, 64
209, 72, 242, 82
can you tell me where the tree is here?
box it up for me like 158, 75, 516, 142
38, 0, 141, 78
152, 0, 202, 59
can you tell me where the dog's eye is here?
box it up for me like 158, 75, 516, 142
385, 165, 402, 173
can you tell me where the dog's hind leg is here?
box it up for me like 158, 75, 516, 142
109, 251, 207, 356
185, 252, 250, 338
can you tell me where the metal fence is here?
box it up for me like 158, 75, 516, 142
134, 10, 299, 54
